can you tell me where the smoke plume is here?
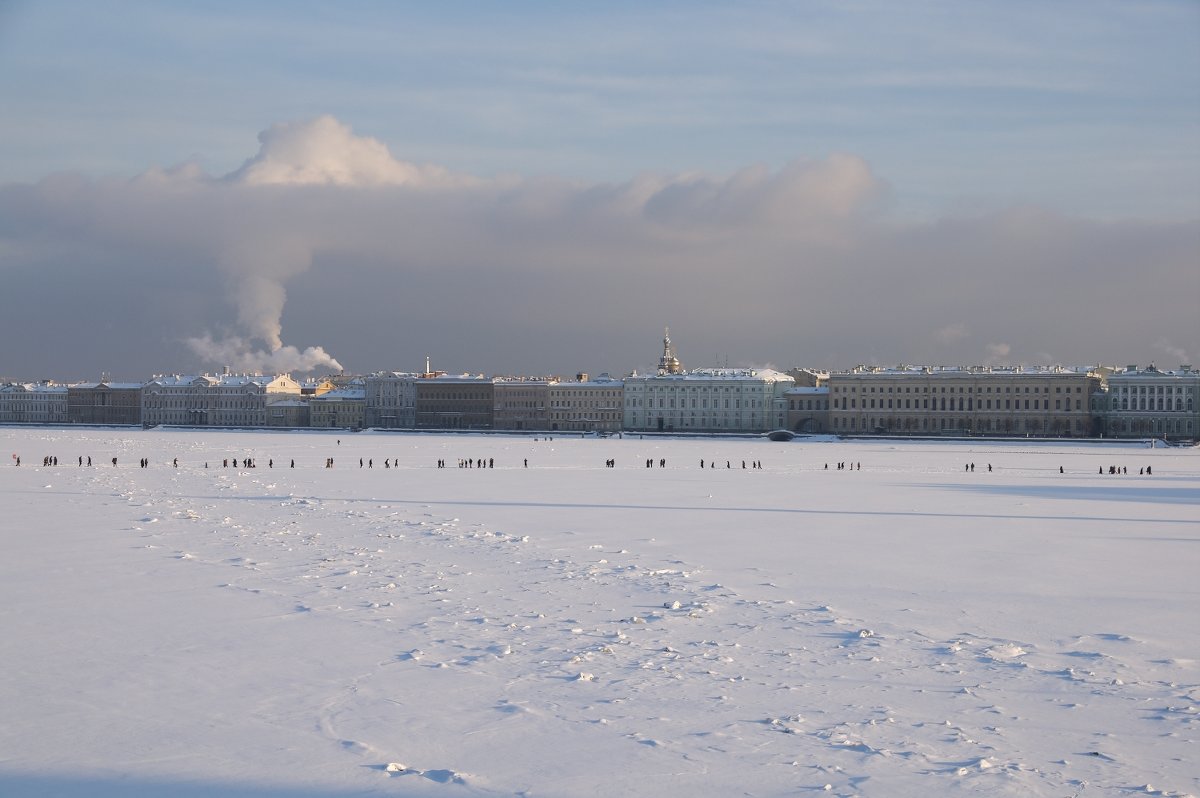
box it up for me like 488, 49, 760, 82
192, 115, 465, 373
185, 334, 343, 374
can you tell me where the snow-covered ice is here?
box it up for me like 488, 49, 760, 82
1, 428, 1197, 797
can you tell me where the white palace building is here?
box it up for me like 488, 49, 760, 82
622, 330, 793, 434
141, 373, 302, 427
1104, 363, 1199, 440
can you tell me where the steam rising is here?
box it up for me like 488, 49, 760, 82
191, 115, 466, 373
185, 334, 343, 374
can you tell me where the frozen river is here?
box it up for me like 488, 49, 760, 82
1, 428, 1197, 797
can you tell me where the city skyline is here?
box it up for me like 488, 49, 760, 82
1, 2, 1197, 380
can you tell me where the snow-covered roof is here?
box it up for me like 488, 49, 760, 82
1109, 364, 1199, 380
420, 373, 489, 383
0, 382, 69, 394
629, 368, 794, 383
365, 371, 422, 380
146, 374, 297, 389
552, 379, 625, 389
833, 365, 1101, 379
311, 388, 366, 401
70, 382, 145, 390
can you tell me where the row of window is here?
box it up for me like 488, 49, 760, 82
551, 412, 621, 420
1116, 398, 1193, 411
834, 397, 1084, 411
836, 417, 1087, 433
635, 385, 762, 393
627, 397, 765, 409
1112, 385, 1194, 395
145, 400, 265, 409
627, 415, 767, 428
1111, 419, 1194, 434
832, 384, 1084, 395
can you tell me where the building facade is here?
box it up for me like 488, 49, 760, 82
67, 382, 144, 425
0, 382, 70, 424
784, 386, 830, 433
141, 374, 302, 427
1104, 364, 1199, 440
826, 366, 1103, 437
266, 399, 310, 428
493, 378, 553, 430
548, 375, 624, 432
623, 368, 793, 433
309, 387, 366, 429
363, 372, 418, 428
414, 375, 494, 429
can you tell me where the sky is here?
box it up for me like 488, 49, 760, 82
0, 1, 1197, 380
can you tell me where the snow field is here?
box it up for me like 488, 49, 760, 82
1, 429, 1197, 797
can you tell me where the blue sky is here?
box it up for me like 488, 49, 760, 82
0, 2, 1197, 379
2, 1, 1197, 219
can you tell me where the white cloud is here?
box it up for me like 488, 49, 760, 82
226, 115, 467, 188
